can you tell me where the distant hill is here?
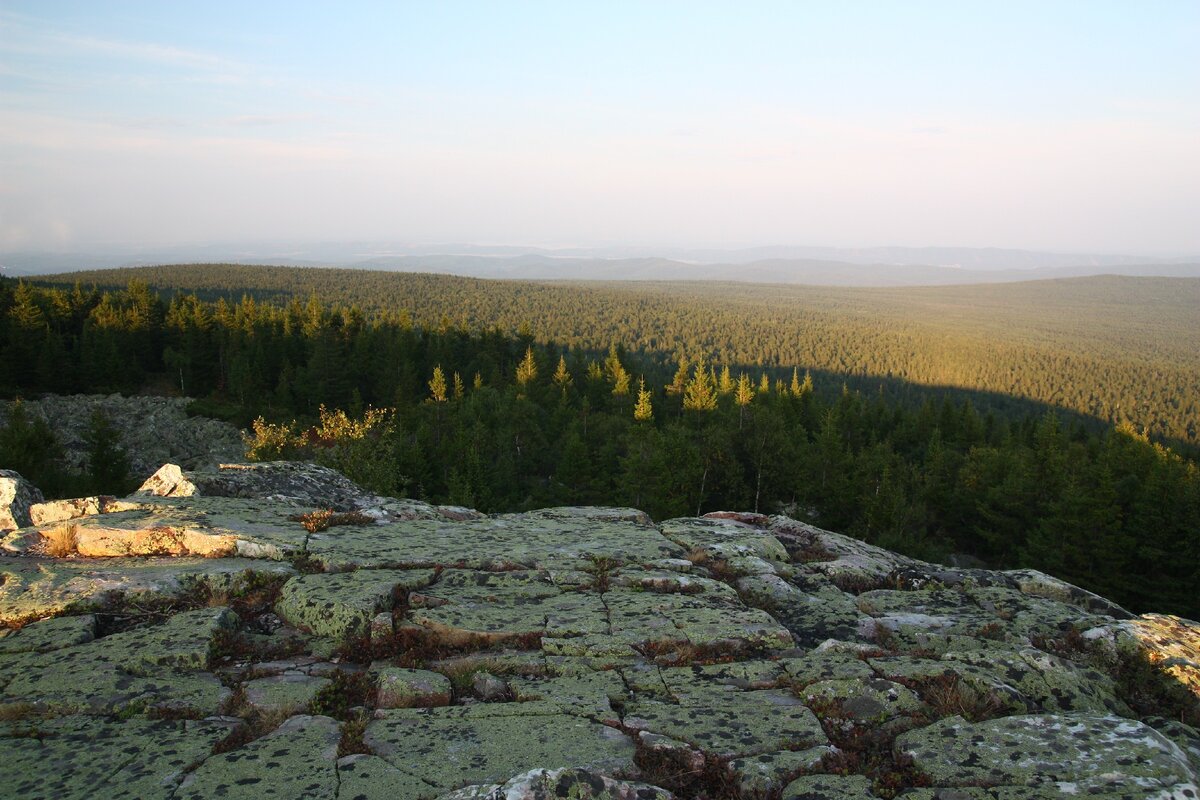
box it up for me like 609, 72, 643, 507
6, 242, 1199, 287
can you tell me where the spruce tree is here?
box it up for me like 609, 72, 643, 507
683, 359, 717, 412
428, 365, 448, 403
634, 377, 654, 422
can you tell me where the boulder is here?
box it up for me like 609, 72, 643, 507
0, 470, 43, 532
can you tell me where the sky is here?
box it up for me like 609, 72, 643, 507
1, 1, 1198, 255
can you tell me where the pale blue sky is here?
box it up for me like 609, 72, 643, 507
2, 1, 1197, 253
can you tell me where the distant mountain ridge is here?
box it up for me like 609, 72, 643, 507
4, 242, 1199, 287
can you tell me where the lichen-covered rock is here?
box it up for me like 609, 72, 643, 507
472, 670, 510, 701
1003, 568, 1133, 619
364, 704, 638, 791
0, 556, 293, 625
0, 607, 237, 714
0, 614, 96, 654
941, 647, 1127, 715
1102, 614, 1200, 700
1, 394, 244, 478
137, 461, 371, 510
0, 469, 43, 532
336, 753, 438, 800
438, 767, 674, 800
29, 495, 135, 526
894, 713, 1197, 794
0, 714, 238, 800
374, 667, 452, 708
242, 673, 330, 714
1, 461, 1196, 800
509, 670, 624, 720
274, 568, 436, 640
727, 746, 832, 795
781, 774, 876, 799
798, 677, 924, 721
176, 714, 342, 800
623, 689, 826, 758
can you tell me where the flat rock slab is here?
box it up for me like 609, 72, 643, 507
176, 714, 342, 800
659, 517, 790, 563
274, 568, 436, 640
508, 670, 626, 720
895, 713, 1197, 794
797, 676, 924, 721
364, 704, 638, 791
0, 613, 96, 653
728, 746, 833, 796
0, 714, 237, 800
782, 774, 875, 799
243, 673, 331, 714
304, 516, 684, 572
436, 767, 674, 800
337, 753, 438, 800
941, 646, 1126, 715
0, 555, 294, 625
409, 568, 792, 658
375, 667, 452, 708
623, 689, 826, 758
0, 607, 236, 714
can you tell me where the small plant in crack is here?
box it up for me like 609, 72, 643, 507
582, 555, 621, 592
289, 509, 374, 534
309, 670, 375, 719
338, 713, 371, 757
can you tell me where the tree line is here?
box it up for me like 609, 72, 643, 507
1, 277, 1197, 618
34, 264, 1200, 449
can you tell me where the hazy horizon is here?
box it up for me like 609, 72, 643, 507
2, 2, 1198, 255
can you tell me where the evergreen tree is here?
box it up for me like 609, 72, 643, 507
734, 372, 755, 428
683, 358, 718, 412
553, 354, 573, 396
718, 365, 734, 395
428, 365, 448, 403
83, 409, 133, 494
633, 377, 653, 422
516, 346, 538, 389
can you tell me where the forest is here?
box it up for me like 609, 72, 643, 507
1, 275, 1197, 620
38, 264, 1200, 450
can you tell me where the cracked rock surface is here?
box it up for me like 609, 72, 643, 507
1, 462, 1198, 799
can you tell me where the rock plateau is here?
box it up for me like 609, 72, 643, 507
0, 461, 1197, 800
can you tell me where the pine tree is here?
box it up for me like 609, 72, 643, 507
790, 367, 802, 397
84, 409, 132, 494
516, 346, 538, 388
759, 373, 771, 394
553, 354, 573, 396
473, 372, 484, 390
634, 376, 654, 422
428, 365, 448, 403
683, 359, 718, 412
667, 358, 689, 396
453, 372, 465, 400
735, 372, 755, 427
799, 370, 814, 396
605, 346, 631, 396
718, 365, 734, 396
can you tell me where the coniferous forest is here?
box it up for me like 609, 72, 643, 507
2, 274, 1198, 619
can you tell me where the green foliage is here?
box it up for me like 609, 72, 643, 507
83, 409, 134, 495
2, 273, 1198, 618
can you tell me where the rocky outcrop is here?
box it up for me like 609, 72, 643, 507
0, 394, 244, 479
0, 463, 1197, 800
0, 470, 43, 532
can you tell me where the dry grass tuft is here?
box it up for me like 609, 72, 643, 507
43, 524, 79, 558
